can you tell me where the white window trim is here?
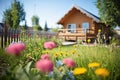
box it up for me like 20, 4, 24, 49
66, 24, 76, 33
82, 22, 89, 33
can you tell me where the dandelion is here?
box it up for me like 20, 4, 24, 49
73, 68, 87, 75
88, 62, 100, 68
63, 58, 76, 68
95, 68, 109, 77
54, 53, 58, 58
72, 50, 76, 54
58, 67, 64, 72
87, 39, 91, 43
98, 29, 101, 33
45, 50, 49, 54
73, 45, 77, 48
65, 53, 68, 56
77, 54, 80, 56
60, 52, 63, 55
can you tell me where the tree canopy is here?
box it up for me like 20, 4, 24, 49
3, 0, 25, 29
44, 21, 49, 31
31, 15, 42, 31
32, 15, 39, 26
96, 0, 120, 28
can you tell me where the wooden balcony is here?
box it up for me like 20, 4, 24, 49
58, 28, 96, 41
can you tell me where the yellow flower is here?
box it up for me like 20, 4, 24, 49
88, 62, 100, 68
65, 53, 68, 56
95, 68, 109, 77
77, 54, 80, 56
98, 29, 101, 33
54, 53, 58, 57
58, 67, 64, 72
72, 50, 76, 54
73, 68, 87, 75
87, 39, 91, 43
73, 45, 77, 48
60, 51, 63, 56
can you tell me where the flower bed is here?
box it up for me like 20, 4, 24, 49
0, 37, 120, 80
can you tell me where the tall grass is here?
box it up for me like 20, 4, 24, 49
48, 45, 120, 80
0, 36, 120, 80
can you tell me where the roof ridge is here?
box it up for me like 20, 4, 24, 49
73, 5, 100, 22
57, 5, 100, 24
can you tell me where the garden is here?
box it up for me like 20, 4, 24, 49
0, 34, 120, 80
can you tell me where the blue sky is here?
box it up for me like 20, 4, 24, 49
0, 0, 99, 28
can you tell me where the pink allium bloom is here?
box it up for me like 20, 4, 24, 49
15, 42, 26, 52
35, 59, 54, 73
44, 41, 57, 49
5, 44, 19, 56
41, 54, 50, 60
63, 58, 76, 68
5, 42, 25, 56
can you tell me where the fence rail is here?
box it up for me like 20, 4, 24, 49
0, 29, 21, 48
0, 28, 58, 48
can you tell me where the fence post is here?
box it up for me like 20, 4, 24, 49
4, 22, 8, 47
11, 29, 13, 43
1, 29, 3, 48
8, 28, 11, 44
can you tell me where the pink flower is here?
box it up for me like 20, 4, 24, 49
5, 44, 19, 56
41, 54, 50, 60
63, 58, 76, 68
44, 41, 57, 50
15, 42, 26, 52
35, 59, 54, 73
5, 42, 25, 56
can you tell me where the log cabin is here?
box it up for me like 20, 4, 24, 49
57, 5, 109, 42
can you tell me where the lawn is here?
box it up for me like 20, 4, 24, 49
0, 37, 120, 80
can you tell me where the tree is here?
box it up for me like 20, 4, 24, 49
34, 25, 42, 31
44, 21, 48, 31
22, 20, 28, 30
96, 0, 120, 28
31, 15, 39, 26
52, 27, 59, 32
3, 9, 13, 28
3, 0, 25, 29
31, 15, 42, 31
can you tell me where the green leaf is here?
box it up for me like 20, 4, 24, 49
25, 61, 33, 73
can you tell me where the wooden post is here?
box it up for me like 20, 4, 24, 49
4, 22, 8, 46
11, 29, 13, 43
1, 29, 3, 48
13, 29, 16, 42
16, 29, 19, 42
85, 29, 87, 43
8, 29, 11, 44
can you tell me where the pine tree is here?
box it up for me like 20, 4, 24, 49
44, 21, 48, 31
3, 0, 25, 29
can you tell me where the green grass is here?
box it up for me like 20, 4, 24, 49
47, 44, 120, 80
0, 37, 120, 80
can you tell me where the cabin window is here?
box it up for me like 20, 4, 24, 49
82, 22, 89, 33
67, 24, 76, 33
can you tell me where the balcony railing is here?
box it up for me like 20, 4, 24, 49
58, 28, 94, 34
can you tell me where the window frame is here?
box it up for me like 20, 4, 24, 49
66, 24, 76, 33
82, 22, 90, 33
